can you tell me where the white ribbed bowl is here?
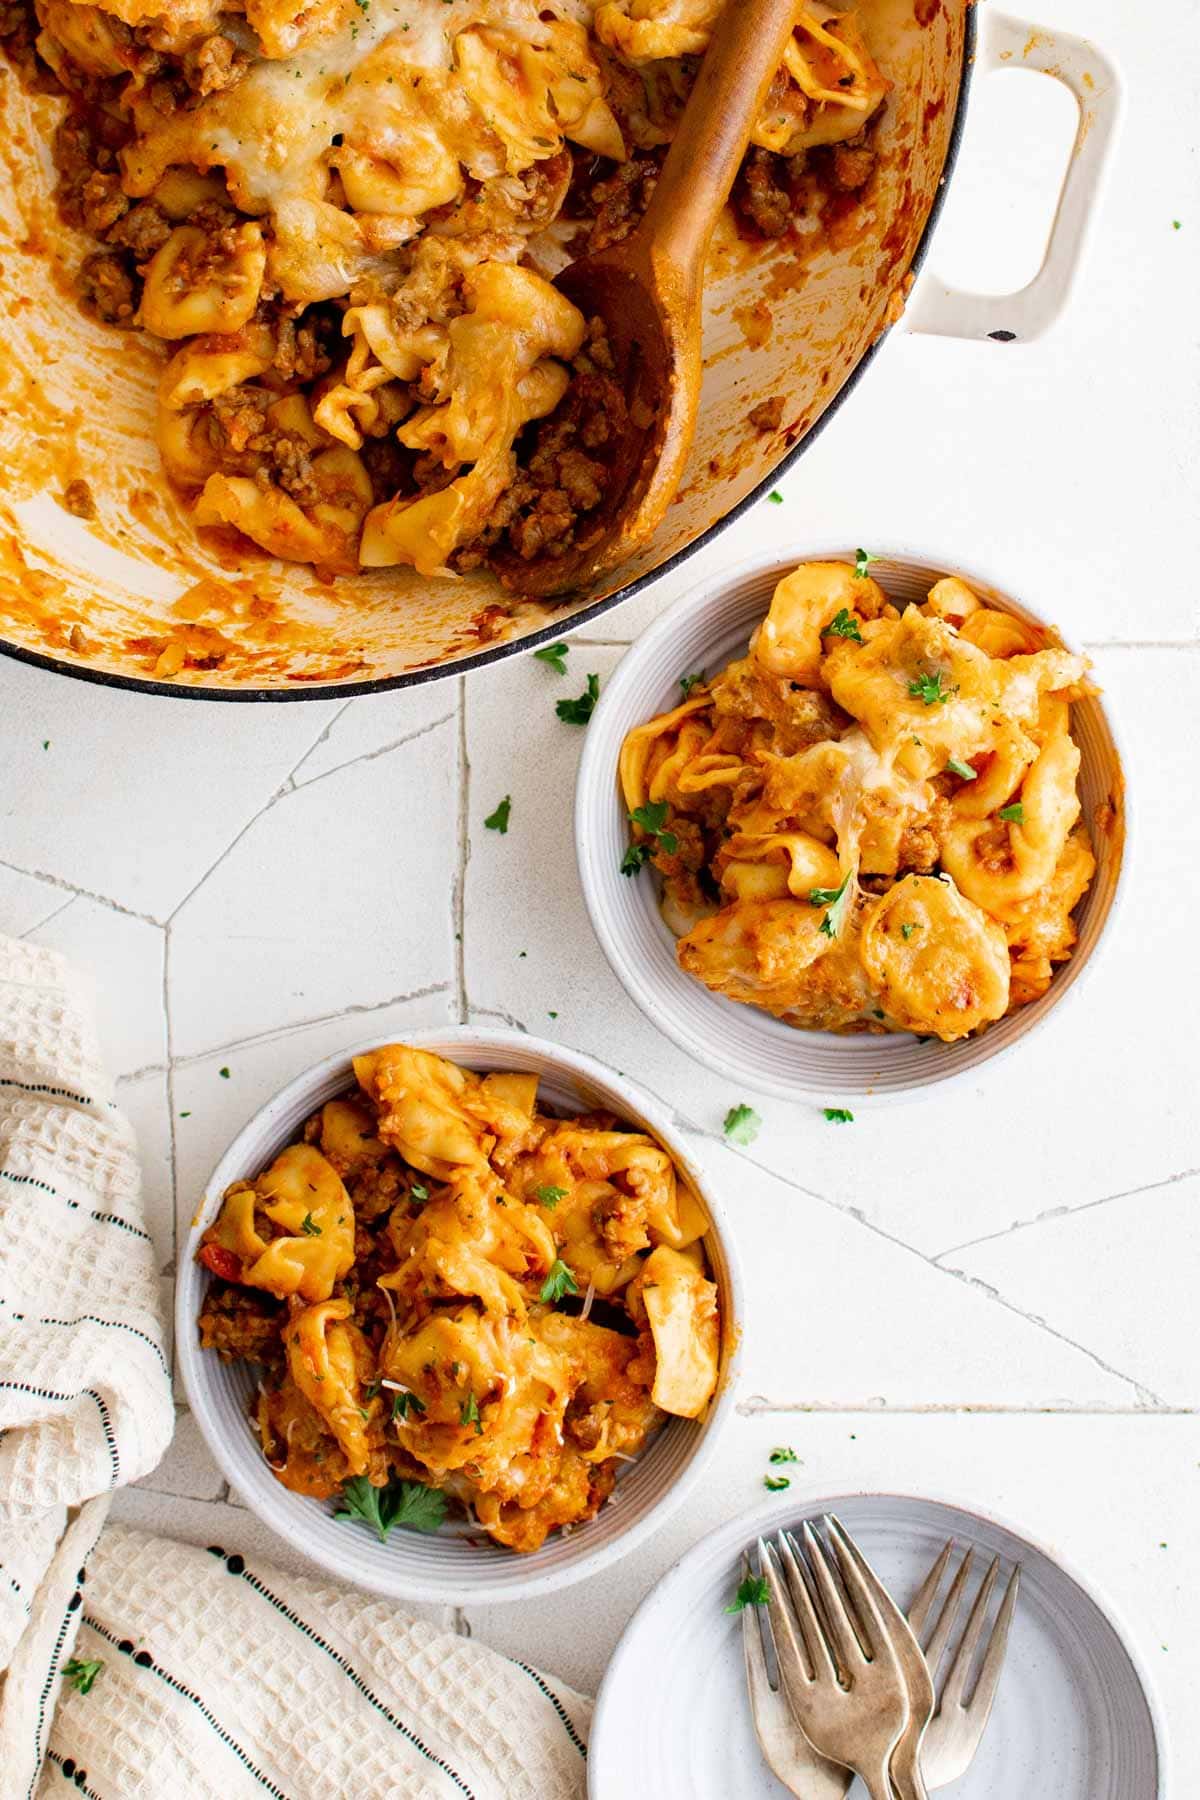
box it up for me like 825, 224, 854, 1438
576, 547, 1127, 1104
175, 1027, 742, 1604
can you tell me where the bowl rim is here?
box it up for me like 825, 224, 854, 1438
588, 1482, 1170, 1797
0, 12, 978, 704
574, 539, 1130, 1105
174, 1023, 745, 1604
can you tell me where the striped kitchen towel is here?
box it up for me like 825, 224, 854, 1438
0, 936, 590, 1799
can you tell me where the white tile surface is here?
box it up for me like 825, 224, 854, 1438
0, 3, 1197, 1785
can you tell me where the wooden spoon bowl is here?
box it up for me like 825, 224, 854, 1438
494, 0, 803, 600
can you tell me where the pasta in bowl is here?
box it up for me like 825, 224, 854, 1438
576, 550, 1126, 1100
3, 0, 888, 590
177, 1030, 740, 1601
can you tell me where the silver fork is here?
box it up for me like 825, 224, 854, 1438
910, 1544, 1021, 1787
759, 1525, 909, 1800
743, 1535, 1020, 1797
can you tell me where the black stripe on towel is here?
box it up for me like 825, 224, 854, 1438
89, 1392, 119, 1486
513, 1662, 588, 1758
0, 1170, 151, 1242
26, 1540, 102, 1800
0, 1076, 96, 1108
46, 1750, 103, 1798
229, 1560, 477, 1797
82, 1617, 290, 1798
10, 1310, 168, 1380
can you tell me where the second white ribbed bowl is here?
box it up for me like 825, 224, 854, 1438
175, 1027, 742, 1604
575, 546, 1127, 1104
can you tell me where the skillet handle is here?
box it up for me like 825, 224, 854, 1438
904, 12, 1123, 342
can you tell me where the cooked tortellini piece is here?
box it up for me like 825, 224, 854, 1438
628, 1245, 719, 1419
32, 0, 891, 594
286, 1298, 374, 1476
621, 560, 1102, 1041
198, 1044, 721, 1552
199, 1142, 355, 1301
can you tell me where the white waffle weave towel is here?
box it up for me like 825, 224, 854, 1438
0, 936, 591, 1799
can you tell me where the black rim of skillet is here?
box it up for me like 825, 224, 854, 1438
4, 6, 979, 705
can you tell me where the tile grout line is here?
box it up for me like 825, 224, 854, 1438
932, 1163, 1200, 1263
0, 855, 164, 926
165, 699, 358, 925
163, 922, 179, 1296
735, 1399, 1197, 1418
17, 893, 77, 940
290, 707, 455, 795
466, 996, 1158, 1404
169, 984, 452, 1068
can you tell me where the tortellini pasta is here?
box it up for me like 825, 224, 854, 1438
198, 1044, 721, 1553
29, 0, 888, 586
621, 561, 1101, 1042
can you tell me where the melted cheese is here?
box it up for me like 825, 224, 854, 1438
622, 562, 1097, 1041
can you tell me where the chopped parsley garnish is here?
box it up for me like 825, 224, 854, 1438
336, 1476, 447, 1540
484, 795, 511, 834
459, 1392, 482, 1434
533, 1184, 567, 1209
764, 1475, 791, 1491
725, 1574, 770, 1613
823, 1108, 854, 1123
629, 799, 678, 854
63, 1657, 103, 1695
900, 923, 917, 941
300, 1212, 322, 1236
540, 1258, 579, 1304
392, 1389, 426, 1421
768, 490, 784, 504
723, 1103, 761, 1147
219, 1067, 230, 1079
534, 641, 569, 674
679, 671, 705, 697
556, 673, 599, 725
854, 548, 877, 579
769, 1446, 799, 1464
620, 843, 651, 876
998, 802, 1025, 823
908, 669, 954, 706
410, 1183, 429, 1203
945, 756, 977, 781
824, 608, 863, 643
808, 869, 854, 938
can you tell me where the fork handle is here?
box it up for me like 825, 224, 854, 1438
859, 1763, 896, 1800
889, 1740, 930, 1800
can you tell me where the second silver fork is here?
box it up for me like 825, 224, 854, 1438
745, 1528, 1020, 1798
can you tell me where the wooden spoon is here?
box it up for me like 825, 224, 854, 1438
494, 0, 803, 599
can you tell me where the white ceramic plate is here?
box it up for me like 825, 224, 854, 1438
589, 1490, 1165, 1798
176, 1028, 743, 1606
575, 545, 1127, 1104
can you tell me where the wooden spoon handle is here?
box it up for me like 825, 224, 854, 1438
639, 0, 803, 279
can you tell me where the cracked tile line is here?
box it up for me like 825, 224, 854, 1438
18, 892, 77, 940
290, 707, 455, 795
166, 697, 360, 924
171, 981, 453, 1067
1081, 640, 1200, 651
115, 1060, 170, 1085
736, 1398, 1196, 1417
0, 855, 165, 927
284, 694, 357, 785
471, 1005, 529, 1033
460, 1000, 1159, 1404
933, 1164, 1200, 1263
